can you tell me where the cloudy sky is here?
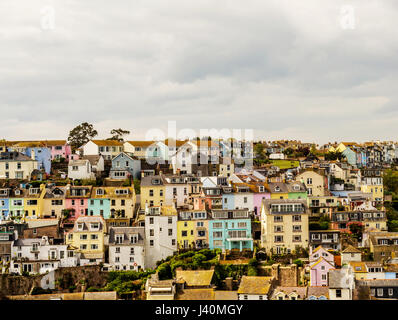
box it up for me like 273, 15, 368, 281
1, 0, 397, 144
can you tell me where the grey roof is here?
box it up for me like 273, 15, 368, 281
108, 227, 145, 245
82, 155, 102, 166
141, 175, 164, 187
328, 267, 352, 289
0, 152, 34, 161
357, 279, 398, 287
268, 182, 289, 193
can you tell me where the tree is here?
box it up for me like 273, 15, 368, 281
68, 122, 98, 151
254, 143, 266, 159
108, 128, 130, 142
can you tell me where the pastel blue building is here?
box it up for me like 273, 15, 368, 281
88, 198, 111, 219
222, 193, 235, 210
110, 152, 141, 180
24, 147, 51, 175
342, 147, 357, 166
208, 209, 253, 251
0, 197, 9, 221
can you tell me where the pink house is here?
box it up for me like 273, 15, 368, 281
46, 140, 72, 161
65, 185, 93, 220
309, 246, 335, 287
251, 183, 271, 217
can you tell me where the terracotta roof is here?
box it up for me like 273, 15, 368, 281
237, 276, 273, 295
126, 141, 157, 147
175, 269, 214, 287
91, 140, 123, 146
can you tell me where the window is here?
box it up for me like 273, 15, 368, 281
336, 289, 342, 298
149, 217, 154, 224
389, 288, 393, 296
274, 235, 283, 243
80, 234, 87, 240
377, 288, 383, 296
91, 234, 98, 240
150, 229, 154, 236
91, 244, 98, 250
168, 229, 173, 236
322, 274, 327, 280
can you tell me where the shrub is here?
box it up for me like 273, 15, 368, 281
293, 259, 303, 267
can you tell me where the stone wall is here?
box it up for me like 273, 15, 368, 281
0, 265, 108, 298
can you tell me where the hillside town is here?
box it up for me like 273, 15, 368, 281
0, 126, 398, 300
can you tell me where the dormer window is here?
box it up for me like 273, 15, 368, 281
90, 223, 99, 231
293, 185, 300, 191
96, 189, 104, 196
77, 223, 84, 231
130, 235, 138, 244
115, 189, 128, 195
259, 186, 265, 193
115, 234, 123, 244
275, 186, 280, 192
29, 188, 40, 195
15, 190, 21, 196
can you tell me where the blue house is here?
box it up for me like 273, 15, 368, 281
208, 209, 253, 251
24, 147, 51, 175
0, 189, 10, 221
88, 187, 111, 219
342, 147, 357, 166
110, 152, 141, 180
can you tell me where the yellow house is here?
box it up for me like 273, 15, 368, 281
123, 141, 156, 159
140, 175, 165, 208
108, 186, 136, 219
42, 186, 67, 219
360, 184, 383, 202
23, 184, 46, 219
65, 216, 106, 265
260, 199, 309, 255
269, 182, 289, 199
296, 170, 326, 197
177, 219, 195, 249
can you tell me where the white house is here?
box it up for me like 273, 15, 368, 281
237, 276, 273, 300
341, 245, 362, 265
81, 140, 123, 160
68, 159, 95, 180
328, 265, 355, 300
10, 236, 79, 275
144, 206, 177, 269
107, 227, 146, 271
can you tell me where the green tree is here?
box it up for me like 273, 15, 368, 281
108, 128, 130, 142
68, 122, 98, 151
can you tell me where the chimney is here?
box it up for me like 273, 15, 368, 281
225, 277, 233, 291
31, 149, 36, 161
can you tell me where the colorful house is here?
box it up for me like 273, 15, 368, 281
208, 209, 253, 251
110, 152, 141, 180
42, 186, 67, 219
65, 185, 93, 220
140, 175, 165, 208
88, 187, 111, 219
177, 210, 209, 249
23, 185, 46, 219
309, 246, 335, 286
269, 182, 289, 200
65, 216, 106, 265
45, 140, 72, 161
0, 188, 10, 221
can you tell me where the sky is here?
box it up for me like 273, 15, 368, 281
0, 0, 397, 144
